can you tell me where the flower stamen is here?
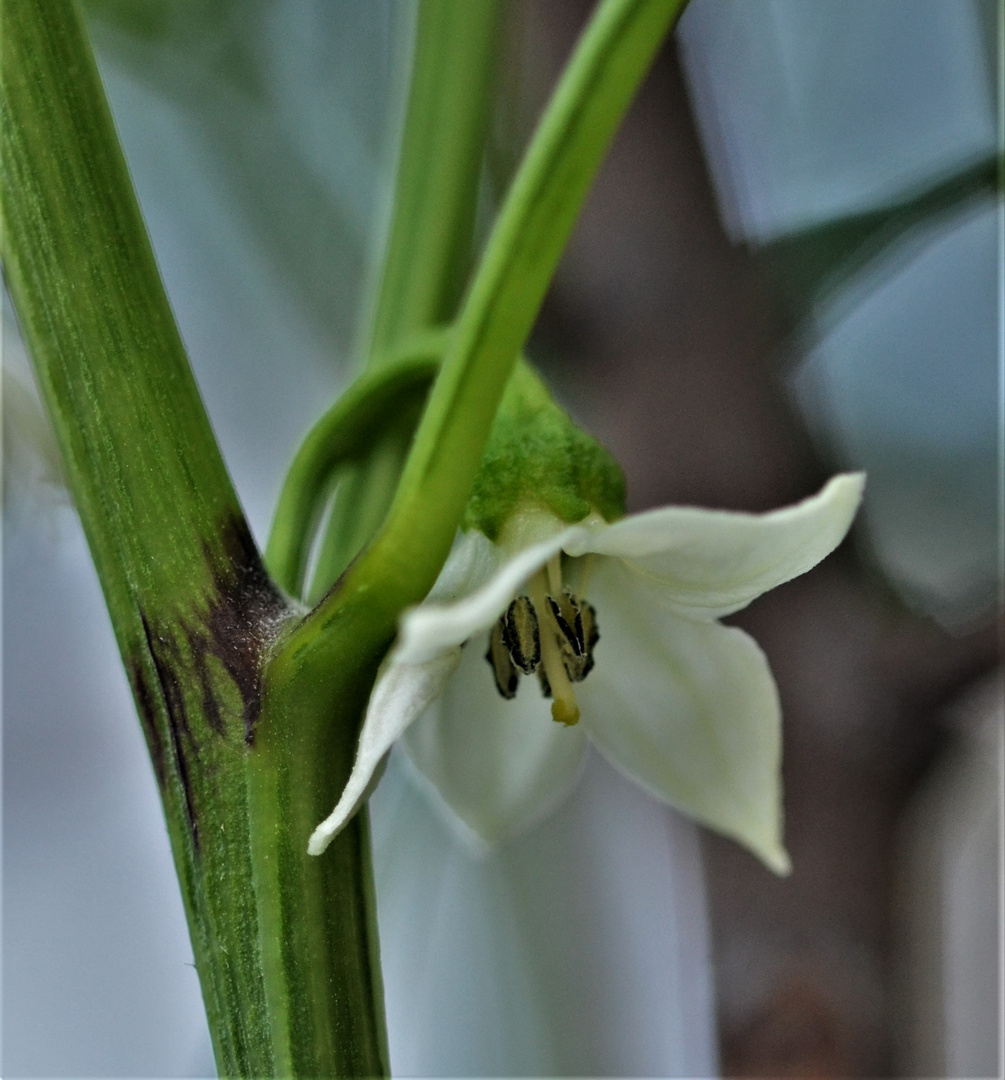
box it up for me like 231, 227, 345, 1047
545, 554, 563, 595
576, 601, 599, 680
483, 567, 599, 725
546, 591, 584, 677
485, 620, 518, 699
502, 596, 541, 673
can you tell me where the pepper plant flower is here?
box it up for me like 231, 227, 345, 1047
307, 364, 864, 872
309, 470, 862, 872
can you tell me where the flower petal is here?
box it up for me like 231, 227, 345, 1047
424, 528, 502, 603
564, 473, 864, 619
403, 633, 589, 843
577, 560, 790, 873
395, 528, 582, 665
308, 649, 462, 855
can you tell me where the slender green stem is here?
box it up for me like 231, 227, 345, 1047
2, 3, 388, 1075
361, 0, 504, 361
385, 0, 686, 554
305, 0, 504, 595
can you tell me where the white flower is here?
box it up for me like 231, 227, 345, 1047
309, 474, 865, 872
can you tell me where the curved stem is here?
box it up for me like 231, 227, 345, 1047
304, 406, 421, 606
265, 331, 445, 597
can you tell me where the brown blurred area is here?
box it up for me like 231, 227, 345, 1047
512, 2, 1000, 1075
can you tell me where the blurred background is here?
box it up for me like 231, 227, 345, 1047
3, 1, 1001, 1076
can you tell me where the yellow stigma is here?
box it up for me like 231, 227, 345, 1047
551, 697, 581, 726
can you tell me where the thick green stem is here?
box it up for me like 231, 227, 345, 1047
1, 2, 387, 1074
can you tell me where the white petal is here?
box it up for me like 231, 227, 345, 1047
308, 649, 462, 855
425, 528, 502, 603
577, 561, 790, 873
403, 633, 589, 843
395, 528, 582, 665
564, 473, 864, 619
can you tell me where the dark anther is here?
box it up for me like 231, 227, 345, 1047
547, 591, 586, 680
546, 593, 583, 657
486, 619, 519, 699
575, 601, 600, 681
503, 596, 541, 674
484, 590, 599, 701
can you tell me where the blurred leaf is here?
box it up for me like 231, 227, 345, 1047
760, 153, 1000, 328
82, 0, 266, 94
82, 0, 226, 39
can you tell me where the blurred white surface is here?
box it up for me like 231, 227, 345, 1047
373, 749, 717, 1077
895, 673, 1003, 1077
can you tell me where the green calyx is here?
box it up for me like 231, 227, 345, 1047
461, 359, 626, 540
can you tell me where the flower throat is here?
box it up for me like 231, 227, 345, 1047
484, 557, 598, 726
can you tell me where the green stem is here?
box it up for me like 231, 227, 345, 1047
303, 403, 423, 606
305, 0, 504, 596
360, 0, 505, 361
1, 3, 388, 1075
